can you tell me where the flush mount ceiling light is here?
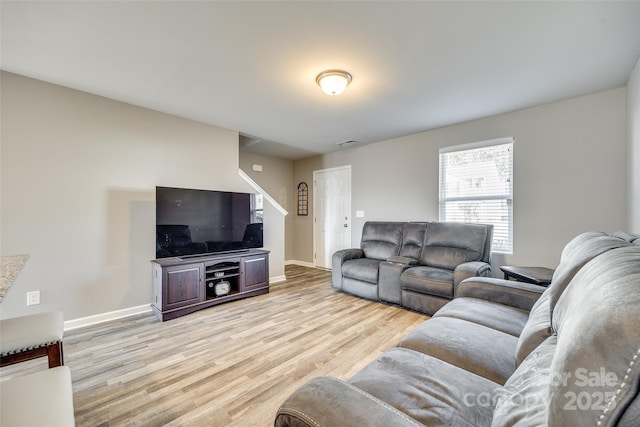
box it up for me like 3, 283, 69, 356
316, 69, 352, 96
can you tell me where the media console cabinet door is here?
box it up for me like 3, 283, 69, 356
164, 264, 204, 310
241, 254, 268, 291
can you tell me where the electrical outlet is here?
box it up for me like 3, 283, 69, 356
27, 290, 40, 306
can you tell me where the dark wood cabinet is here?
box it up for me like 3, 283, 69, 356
152, 249, 269, 321
164, 264, 204, 310
241, 254, 269, 291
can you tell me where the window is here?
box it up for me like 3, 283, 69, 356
251, 194, 264, 223
439, 137, 514, 253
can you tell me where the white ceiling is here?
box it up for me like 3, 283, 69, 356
2, 1, 640, 160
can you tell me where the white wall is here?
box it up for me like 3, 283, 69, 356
239, 152, 294, 261
0, 72, 284, 322
628, 56, 640, 233
293, 88, 628, 270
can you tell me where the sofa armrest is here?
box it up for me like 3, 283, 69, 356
386, 256, 419, 266
333, 248, 364, 264
453, 261, 492, 286
455, 277, 545, 311
379, 257, 418, 304
275, 377, 425, 427
332, 249, 365, 291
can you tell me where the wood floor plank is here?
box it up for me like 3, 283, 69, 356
0, 265, 428, 426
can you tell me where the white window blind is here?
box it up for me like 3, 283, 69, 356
251, 194, 264, 223
439, 138, 514, 254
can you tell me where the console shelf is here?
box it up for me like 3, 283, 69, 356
205, 262, 240, 300
151, 249, 269, 321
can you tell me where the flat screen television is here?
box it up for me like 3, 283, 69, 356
155, 186, 263, 259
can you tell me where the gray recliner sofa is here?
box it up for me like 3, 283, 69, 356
275, 230, 640, 426
332, 221, 406, 302
332, 221, 494, 315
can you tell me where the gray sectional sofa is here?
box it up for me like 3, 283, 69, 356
332, 221, 494, 315
275, 230, 640, 427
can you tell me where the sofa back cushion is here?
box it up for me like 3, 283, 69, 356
420, 222, 492, 270
497, 244, 640, 427
360, 222, 404, 261
548, 245, 640, 427
492, 336, 556, 427
515, 290, 552, 366
547, 232, 632, 322
399, 222, 428, 260
611, 231, 640, 245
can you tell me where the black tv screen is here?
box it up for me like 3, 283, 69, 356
155, 186, 263, 259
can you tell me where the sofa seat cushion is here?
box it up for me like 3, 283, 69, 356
433, 297, 529, 337
398, 317, 518, 384
342, 258, 381, 284
350, 347, 500, 427
401, 266, 454, 298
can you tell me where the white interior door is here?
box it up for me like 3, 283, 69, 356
313, 166, 352, 268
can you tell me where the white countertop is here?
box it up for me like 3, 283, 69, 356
0, 254, 30, 303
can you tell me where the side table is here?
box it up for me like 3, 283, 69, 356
500, 266, 555, 287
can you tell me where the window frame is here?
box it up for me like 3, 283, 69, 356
439, 137, 514, 254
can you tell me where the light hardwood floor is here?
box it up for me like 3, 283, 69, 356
0, 265, 428, 427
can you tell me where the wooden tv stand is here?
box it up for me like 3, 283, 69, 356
151, 249, 269, 321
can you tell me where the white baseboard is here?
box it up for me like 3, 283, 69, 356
65, 275, 285, 330
270, 274, 287, 283
285, 259, 316, 268
64, 304, 152, 331
63, 269, 311, 330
